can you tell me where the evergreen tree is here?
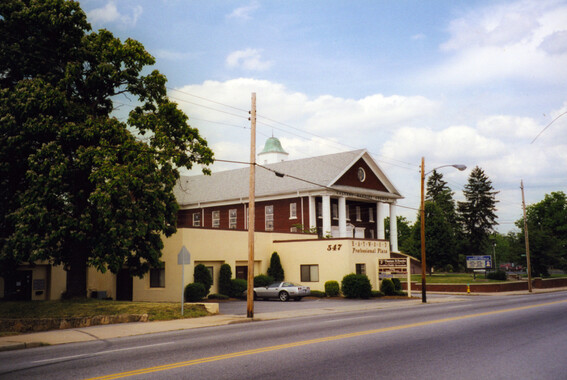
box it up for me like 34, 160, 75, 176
426, 170, 458, 226
457, 166, 499, 255
0, 1, 214, 296
218, 264, 232, 296
194, 264, 213, 296
267, 252, 284, 281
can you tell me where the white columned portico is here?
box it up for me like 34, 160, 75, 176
308, 196, 317, 231
376, 202, 385, 240
389, 203, 398, 252
338, 197, 347, 237
322, 195, 331, 237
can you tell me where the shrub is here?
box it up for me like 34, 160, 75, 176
208, 293, 229, 300
380, 279, 396, 296
230, 278, 247, 298
267, 252, 285, 281
487, 270, 507, 281
309, 290, 326, 298
184, 283, 206, 302
218, 264, 232, 296
254, 274, 274, 287
341, 273, 372, 299
445, 264, 454, 273
371, 290, 385, 298
194, 264, 213, 296
391, 278, 402, 292
325, 280, 340, 297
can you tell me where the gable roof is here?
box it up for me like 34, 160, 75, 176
174, 149, 402, 207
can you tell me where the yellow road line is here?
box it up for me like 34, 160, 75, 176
85, 299, 567, 380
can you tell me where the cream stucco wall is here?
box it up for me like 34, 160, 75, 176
274, 238, 390, 292
132, 228, 313, 302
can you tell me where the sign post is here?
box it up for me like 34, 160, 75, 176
177, 246, 191, 316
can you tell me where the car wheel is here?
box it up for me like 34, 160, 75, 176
279, 291, 289, 302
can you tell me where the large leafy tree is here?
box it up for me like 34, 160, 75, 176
514, 192, 567, 276
411, 202, 456, 273
457, 166, 499, 255
384, 216, 414, 255
0, 0, 214, 297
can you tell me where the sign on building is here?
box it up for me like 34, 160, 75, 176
466, 255, 492, 269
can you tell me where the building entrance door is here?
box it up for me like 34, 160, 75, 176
4, 270, 32, 300
116, 268, 133, 301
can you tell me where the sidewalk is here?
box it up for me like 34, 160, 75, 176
0, 297, 427, 352
2, 288, 565, 352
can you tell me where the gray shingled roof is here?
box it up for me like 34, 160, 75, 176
174, 149, 401, 206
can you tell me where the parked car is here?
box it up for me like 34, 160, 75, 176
245, 282, 310, 301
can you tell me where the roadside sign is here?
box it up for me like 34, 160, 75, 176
178, 246, 191, 316
466, 255, 492, 269
177, 246, 191, 265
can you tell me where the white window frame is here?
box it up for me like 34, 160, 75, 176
265, 205, 274, 231
290, 202, 297, 219
192, 212, 201, 227
229, 209, 237, 229
332, 204, 338, 220
369, 207, 374, 222
212, 210, 220, 228
356, 206, 361, 221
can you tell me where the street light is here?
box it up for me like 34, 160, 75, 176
420, 157, 466, 303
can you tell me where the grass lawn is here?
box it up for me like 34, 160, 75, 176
407, 273, 513, 284
0, 298, 210, 321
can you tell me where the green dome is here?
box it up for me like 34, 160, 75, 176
259, 137, 288, 155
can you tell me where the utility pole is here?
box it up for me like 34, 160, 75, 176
420, 157, 427, 303
247, 93, 256, 318
521, 180, 533, 292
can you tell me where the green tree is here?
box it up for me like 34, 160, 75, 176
412, 202, 456, 273
514, 192, 567, 276
0, 1, 214, 296
193, 264, 213, 296
267, 252, 284, 281
426, 170, 460, 267
457, 166, 499, 256
384, 216, 413, 254
218, 264, 232, 296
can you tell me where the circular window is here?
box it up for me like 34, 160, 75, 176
357, 167, 366, 182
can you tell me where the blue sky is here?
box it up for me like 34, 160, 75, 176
81, 0, 567, 232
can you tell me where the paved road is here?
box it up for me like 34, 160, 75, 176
1, 292, 566, 379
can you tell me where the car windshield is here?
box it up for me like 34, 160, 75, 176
267, 283, 280, 288
282, 282, 297, 287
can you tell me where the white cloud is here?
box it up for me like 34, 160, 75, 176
171, 78, 567, 232
424, 0, 567, 86
226, 49, 273, 71
87, 1, 142, 28
226, 2, 259, 20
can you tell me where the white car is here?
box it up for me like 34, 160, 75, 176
252, 282, 311, 301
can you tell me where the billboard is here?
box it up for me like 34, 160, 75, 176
466, 255, 492, 269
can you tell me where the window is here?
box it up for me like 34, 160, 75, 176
356, 264, 366, 275
317, 202, 322, 218
356, 206, 361, 221
229, 209, 237, 229
290, 202, 297, 219
369, 207, 374, 222
332, 204, 338, 219
206, 266, 214, 284
346, 205, 350, 220
290, 226, 298, 232
265, 205, 274, 231
192, 212, 201, 227
369, 229, 375, 239
300, 265, 319, 282
212, 211, 220, 228
150, 266, 165, 288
